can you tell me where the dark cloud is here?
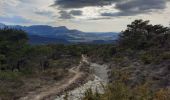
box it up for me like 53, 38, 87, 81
53, 0, 170, 18
52, 0, 118, 8
59, 11, 73, 19
69, 10, 82, 16
101, 11, 144, 17
101, 0, 168, 17
59, 10, 82, 19
115, 0, 166, 12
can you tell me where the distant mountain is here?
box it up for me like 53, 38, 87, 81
0, 23, 118, 44
0, 23, 5, 28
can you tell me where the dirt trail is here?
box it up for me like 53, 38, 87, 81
19, 56, 86, 100
55, 55, 109, 100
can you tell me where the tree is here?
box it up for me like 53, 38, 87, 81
0, 28, 28, 71
119, 19, 170, 50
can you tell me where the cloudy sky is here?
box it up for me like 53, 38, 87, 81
0, 0, 170, 32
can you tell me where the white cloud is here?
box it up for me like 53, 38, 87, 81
0, 0, 58, 25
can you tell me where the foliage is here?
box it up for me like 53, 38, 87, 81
154, 88, 170, 100
82, 19, 170, 100
83, 88, 101, 100
139, 52, 154, 64
119, 19, 170, 50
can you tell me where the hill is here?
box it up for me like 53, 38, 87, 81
0, 23, 118, 44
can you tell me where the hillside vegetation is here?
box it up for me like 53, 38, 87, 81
83, 19, 170, 100
0, 28, 87, 99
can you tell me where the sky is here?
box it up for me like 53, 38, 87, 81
0, 0, 170, 32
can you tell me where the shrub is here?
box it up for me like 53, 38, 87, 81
140, 52, 154, 64
154, 88, 170, 100
160, 52, 170, 60
83, 88, 101, 100
132, 83, 153, 100
113, 55, 125, 64
0, 71, 21, 80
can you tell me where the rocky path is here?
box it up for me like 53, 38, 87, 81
55, 55, 109, 100
19, 55, 109, 100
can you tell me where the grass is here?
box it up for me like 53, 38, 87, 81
0, 71, 21, 81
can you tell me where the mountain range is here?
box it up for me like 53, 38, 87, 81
0, 23, 118, 44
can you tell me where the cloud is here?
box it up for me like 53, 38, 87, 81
59, 10, 82, 19
69, 10, 82, 16
113, 0, 167, 16
53, 0, 170, 18
115, 0, 166, 11
0, 16, 32, 24
0, 0, 56, 24
52, 0, 117, 9
59, 11, 73, 19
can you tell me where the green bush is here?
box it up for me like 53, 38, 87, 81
0, 89, 13, 100
160, 52, 170, 60
0, 71, 21, 80
140, 52, 154, 64
113, 55, 125, 64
